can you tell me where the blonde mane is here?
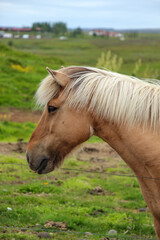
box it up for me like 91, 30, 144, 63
36, 66, 160, 129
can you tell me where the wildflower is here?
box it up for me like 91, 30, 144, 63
43, 182, 48, 185
11, 64, 32, 73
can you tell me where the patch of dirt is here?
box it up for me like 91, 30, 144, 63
44, 220, 67, 230
90, 209, 105, 216
0, 108, 42, 123
88, 186, 115, 196
0, 141, 27, 154
89, 186, 104, 195
75, 143, 120, 162
0, 141, 123, 175
0, 141, 122, 163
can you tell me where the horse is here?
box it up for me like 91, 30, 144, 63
26, 66, 160, 238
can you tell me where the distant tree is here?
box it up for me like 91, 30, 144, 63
71, 27, 83, 37
32, 22, 51, 32
52, 22, 67, 35
93, 32, 97, 37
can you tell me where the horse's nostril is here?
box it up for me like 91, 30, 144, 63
26, 153, 30, 163
37, 158, 49, 174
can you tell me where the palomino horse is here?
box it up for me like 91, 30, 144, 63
27, 66, 160, 238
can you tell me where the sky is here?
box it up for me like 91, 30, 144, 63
0, 0, 160, 29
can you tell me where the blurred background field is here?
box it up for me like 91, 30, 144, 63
0, 34, 160, 109
0, 33, 159, 239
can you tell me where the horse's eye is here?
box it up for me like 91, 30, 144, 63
48, 106, 58, 113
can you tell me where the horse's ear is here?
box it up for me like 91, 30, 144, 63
46, 67, 68, 88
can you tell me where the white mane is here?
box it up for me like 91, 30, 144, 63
36, 66, 160, 129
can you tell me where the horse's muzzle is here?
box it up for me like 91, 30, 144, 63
26, 151, 50, 174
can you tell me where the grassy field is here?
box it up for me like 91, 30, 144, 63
0, 43, 64, 109
0, 35, 159, 239
0, 150, 156, 239
0, 121, 36, 142
0, 121, 156, 239
1, 35, 160, 68
0, 35, 160, 110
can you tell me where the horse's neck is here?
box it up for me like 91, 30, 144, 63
94, 120, 160, 176
94, 119, 160, 237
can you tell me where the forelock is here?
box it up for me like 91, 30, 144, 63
35, 74, 60, 108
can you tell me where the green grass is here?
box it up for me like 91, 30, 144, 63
0, 121, 36, 142
0, 35, 160, 110
1, 36, 160, 74
0, 152, 156, 239
0, 43, 64, 109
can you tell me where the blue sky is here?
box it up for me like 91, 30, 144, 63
0, 0, 160, 29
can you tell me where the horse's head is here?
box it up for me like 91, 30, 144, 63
26, 66, 94, 174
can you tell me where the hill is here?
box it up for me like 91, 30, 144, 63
0, 43, 64, 109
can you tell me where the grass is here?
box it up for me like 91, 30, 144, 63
1, 36, 160, 73
0, 121, 36, 142
0, 35, 160, 110
0, 153, 156, 239
0, 43, 64, 109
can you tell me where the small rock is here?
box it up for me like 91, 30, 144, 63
7, 207, 12, 211
93, 186, 103, 192
3, 189, 7, 192
85, 232, 93, 236
139, 208, 146, 212
108, 229, 117, 235
83, 147, 99, 153
35, 223, 41, 227
38, 232, 51, 238
89, 186, 104, 195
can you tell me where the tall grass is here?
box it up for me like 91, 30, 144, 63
96, 50, 123, 72
96, 50, 160, 79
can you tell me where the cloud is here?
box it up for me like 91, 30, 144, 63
0, 0, 160, 28
0, 1, 41, 15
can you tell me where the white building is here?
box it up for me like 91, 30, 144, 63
3, 33, 13, 38
22, 34, 29, 39
36, 35, 41, 39
59, 36, 67, 40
